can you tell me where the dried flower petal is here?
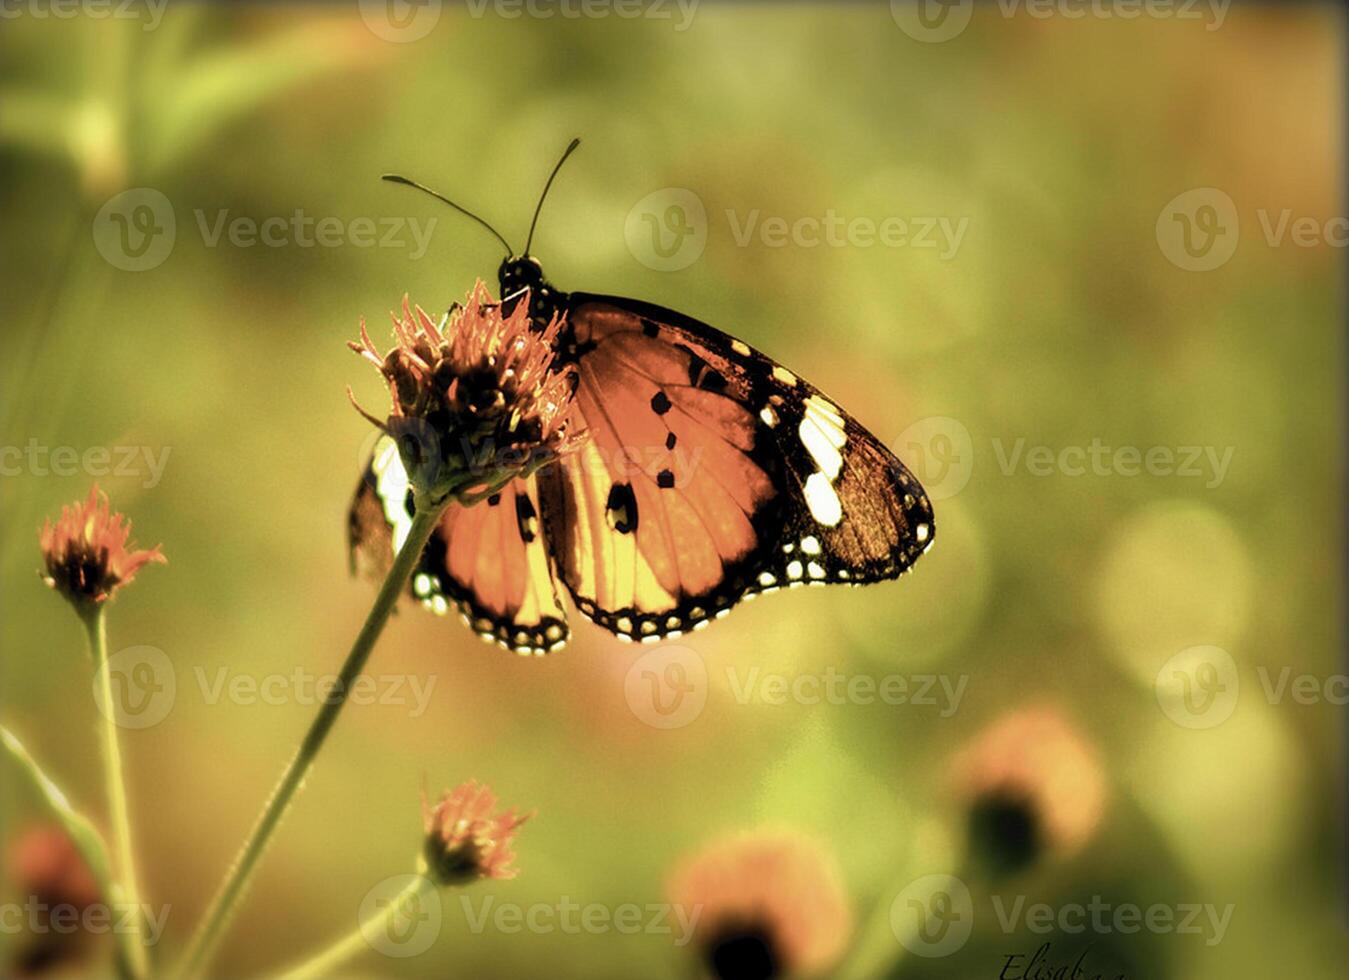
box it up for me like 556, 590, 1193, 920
39, 485, 165, 609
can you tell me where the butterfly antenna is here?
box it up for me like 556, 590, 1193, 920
523, 137, 581, 257
381, 173, 515, 255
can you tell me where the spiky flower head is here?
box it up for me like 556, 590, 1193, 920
39, 485, 165, 611
351, 281, 575, 506
421, 780, 531, 886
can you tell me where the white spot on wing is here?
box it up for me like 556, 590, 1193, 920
803, 472, 843, 526
373, 440, 414, 552
798, 397, 846, 480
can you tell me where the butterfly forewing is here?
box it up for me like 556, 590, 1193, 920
535, 310, 791, 640
534, 295, 934, 643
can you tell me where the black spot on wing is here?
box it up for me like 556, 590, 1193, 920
656, 469, 675, 489
605, 482, 638, 534
515, 492, 538, 543
650, 391, 672, 415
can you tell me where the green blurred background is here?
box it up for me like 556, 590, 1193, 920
0, 2, 1344, 977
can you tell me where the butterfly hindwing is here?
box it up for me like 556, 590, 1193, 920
349, 439, 569, 655
534, 294, 934, 643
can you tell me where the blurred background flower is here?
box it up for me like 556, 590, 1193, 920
5, 825, 102, 977
952, 705, 1106, 878
668, 830, 852, 980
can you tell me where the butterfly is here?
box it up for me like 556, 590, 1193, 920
349, 141, 935, 655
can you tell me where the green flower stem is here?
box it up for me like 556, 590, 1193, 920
83, 605, 152, 980
176, 499, 450, 979
275, 869, 431, 980
0, 723, 138, 979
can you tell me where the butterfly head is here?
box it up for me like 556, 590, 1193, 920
499, 255, 565, 329
498, 254, 545, 298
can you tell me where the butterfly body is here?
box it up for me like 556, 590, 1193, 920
350, 255, 935, 654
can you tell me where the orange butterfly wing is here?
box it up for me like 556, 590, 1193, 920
350, 440, 568, 655
535, 295, 934, 642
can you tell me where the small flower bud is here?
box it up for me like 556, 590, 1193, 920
421, 781, 531, 887
38, 485, 165, 611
